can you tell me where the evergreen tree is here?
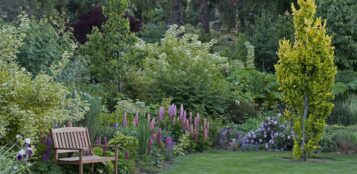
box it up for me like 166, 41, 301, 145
275, 0, 336, 160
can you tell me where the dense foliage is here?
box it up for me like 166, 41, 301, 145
1, 0, 356, 173
317, 0, 357, 70
0, 16, 88, 142
132, 25, 231, 118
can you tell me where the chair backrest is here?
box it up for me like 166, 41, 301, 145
51, 127, 91, 152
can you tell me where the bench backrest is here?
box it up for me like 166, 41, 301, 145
51, 127, 91, 152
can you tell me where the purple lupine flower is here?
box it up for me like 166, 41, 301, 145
168, 104, 177, 117
159, 107, 165, 121
122, 112, 128, 127
194, 113, 200, 130
43, 136, 52, 161
186, 119, 190, 131
157, 128, 162, 145
113, 123, 119, 128
203, 128, 208, 140
179, 104, 184, 120
165, 136, 174, 150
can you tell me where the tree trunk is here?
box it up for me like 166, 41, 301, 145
170, 0, 183, 25
301, 94, 309, 160
200, 0, 210, 33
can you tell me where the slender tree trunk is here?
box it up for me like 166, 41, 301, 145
200, 0, 210, 33
170, 0, 183, 25
301, 94, 309, 161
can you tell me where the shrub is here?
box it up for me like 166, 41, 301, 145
329, 94, 357, 126
132, 25, 232, 118
331, 128, 357, 153
17, 17, 74, 76
235, 115, 294, 151
109, 133, 139, 160
0, 15, 88, 142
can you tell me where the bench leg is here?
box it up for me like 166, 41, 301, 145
79, 163, 83, 174
114, 160, 118, 174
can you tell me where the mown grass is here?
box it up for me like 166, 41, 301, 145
161, 150, 357, 174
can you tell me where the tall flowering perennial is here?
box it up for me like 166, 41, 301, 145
156, 128, 163, 146
203, 118, 209, 140
164, 136, 175, 161
179, 104, 184, 120
147, 138, 153, 155
133, 112, 139, 127
159, 107, 165, 121
275, 0, 336, 160
168, 104, 177, 118
43, 136, 52, 161
122, 112, 128, 127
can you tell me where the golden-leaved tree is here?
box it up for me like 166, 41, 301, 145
275, 0, 336, 160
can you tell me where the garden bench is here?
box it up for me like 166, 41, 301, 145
51, 127, 118, 174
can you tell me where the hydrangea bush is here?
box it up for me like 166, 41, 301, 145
228, 115, 294, 151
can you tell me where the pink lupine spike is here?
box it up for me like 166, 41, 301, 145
179, 104, 184, 120
157, 128, 162, 145
159, 107, 165, 121
122, 112, 127, 127
148, 138, 153, 155
186, 119, 190, 130
204, 129, 208, 140
150, 118, 156, 131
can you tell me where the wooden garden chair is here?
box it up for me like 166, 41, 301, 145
51, 127, 118, 174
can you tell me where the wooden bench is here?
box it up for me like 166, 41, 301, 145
51, 127, 118, 174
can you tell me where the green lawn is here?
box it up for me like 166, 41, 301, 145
161, 150, 357, 174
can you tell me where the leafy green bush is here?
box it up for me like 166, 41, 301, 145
330, 126, 357, 153
329, 94, 357, 126
17, 17, 74, 76
133, 25, 231, 118
109, 133, 139, 160
251, 12, 293, 72
0, 15, 88, 142
317, 0, 357, 70
226, 68, 280, 123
